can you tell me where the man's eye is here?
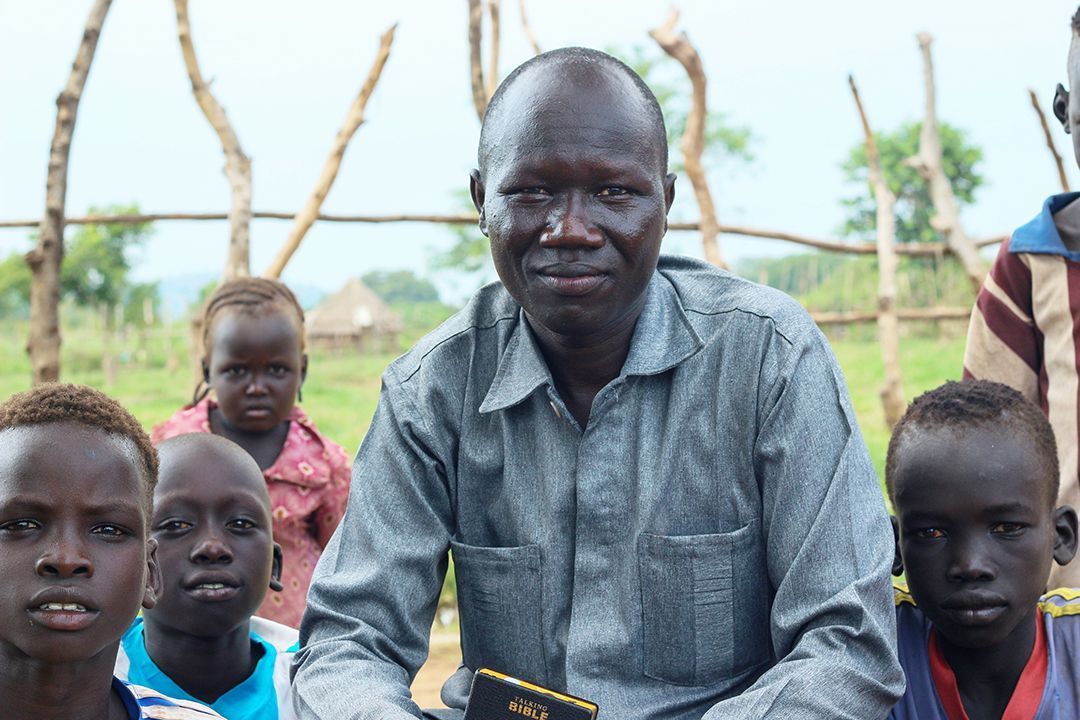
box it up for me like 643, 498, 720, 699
0, 519, 41, 533
991, 522, 1026, 536
92, 524, 129, 538
227, 518, 257, 531
597, 186, 630, 197
914, 528, 945, 540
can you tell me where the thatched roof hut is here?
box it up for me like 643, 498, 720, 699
306, 278, 403, 352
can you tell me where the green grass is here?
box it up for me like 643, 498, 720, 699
0, 318, 966, 495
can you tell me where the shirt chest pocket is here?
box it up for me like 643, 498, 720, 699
638, 519, 771, 686
450, 541, 547, 684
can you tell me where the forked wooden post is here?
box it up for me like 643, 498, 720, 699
27, 0, 113, 385
905, 33, 985, 291
1029, 88, 1071, 193
175, 0, 252, 280
650, 8, 727, 269
850, 74, 906, 428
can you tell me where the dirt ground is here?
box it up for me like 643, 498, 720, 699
411, 630, 463, 709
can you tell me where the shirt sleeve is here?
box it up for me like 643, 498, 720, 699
291, 377, 453, 720
962, 239, 1041, 402
703, 322, 905, 718
314, 440, 353, 549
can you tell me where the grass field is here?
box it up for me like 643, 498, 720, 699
0, 318, 968, 489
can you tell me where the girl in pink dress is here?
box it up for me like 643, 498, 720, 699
152, 278, 351, 628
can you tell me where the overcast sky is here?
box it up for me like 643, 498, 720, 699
3, 1, 1079, 302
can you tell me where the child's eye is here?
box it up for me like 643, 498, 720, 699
92, 524, 130, 538
224, 366, 247, 377
158, 519, 193, 532
991, 522, 1026, 536
913, 527, 946, 540
227, 518, 257, 531
267, 364, 289, 377
0, 519, 41, 533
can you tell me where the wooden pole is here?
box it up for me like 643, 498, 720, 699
485, 0, 501, 100
1029, 88, 1071, 193
650, 8, 727, 269
518, 0, 541, 55
850, 74, 906, 428
468, 0, 487, 121
905, 33, 985, 291
263, 24, 397, 279
175, 0, 252, 280
26, 0, 112, 385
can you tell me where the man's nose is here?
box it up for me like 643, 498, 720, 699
36, 531, 93, 578
947, 536, 996, 582
539, 192, 603, 249
191, 531, 234, 565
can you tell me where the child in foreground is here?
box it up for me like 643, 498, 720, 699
0, 384, 221, 720
115, 433, 297, 720
888, 380, 1080, 720
153, 278, 351, 627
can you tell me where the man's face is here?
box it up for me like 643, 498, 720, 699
144, 444, 279, 638
0, 423, 157, 665
893, 424, 1057, 650
472, 63, 675, 341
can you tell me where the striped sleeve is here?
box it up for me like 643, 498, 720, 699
963, 238, 1042, 404
124, 682, 224, 719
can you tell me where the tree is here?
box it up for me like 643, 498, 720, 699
361, 270, 440, 304
0, 252, 32, 317
60, 203, 155, 324
840, 121, 984, 245
435, 45, 754, 282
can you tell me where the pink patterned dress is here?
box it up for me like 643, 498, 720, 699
151, 398, 352, 627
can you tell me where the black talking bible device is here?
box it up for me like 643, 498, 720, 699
463, 668, 598, 720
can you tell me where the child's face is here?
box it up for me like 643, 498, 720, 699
204, 309, 307, 433
0, 423, 159, 664
893, 423, 1071, 649
145, 446, 280, 638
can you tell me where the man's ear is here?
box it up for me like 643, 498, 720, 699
1053, 505, 1079, 566
142, 537, 163, 610
1055, 83, 1071, 134
469, 169, 488, 237
269, 542, 284, 592
891, 516, 905, 577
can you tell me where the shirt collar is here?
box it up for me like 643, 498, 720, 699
479, 272, 704, 414
1009, 191, 1080, 260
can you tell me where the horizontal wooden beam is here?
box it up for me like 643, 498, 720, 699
810, 306, 971, 325
0, 211, 1007, 257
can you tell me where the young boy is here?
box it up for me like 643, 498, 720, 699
0, 384, 222, 719
888, 380, 1080, 719
963, 4, 1080, 587
114, 433, 297, 720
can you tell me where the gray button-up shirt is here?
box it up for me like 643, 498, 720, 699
293, 256, 904, 719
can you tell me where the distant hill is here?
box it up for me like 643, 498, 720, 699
157, 273, 328, 321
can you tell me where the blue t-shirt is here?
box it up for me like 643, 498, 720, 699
116, 617, 298, 720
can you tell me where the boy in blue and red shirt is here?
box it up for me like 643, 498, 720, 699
888, 380, 1080, 719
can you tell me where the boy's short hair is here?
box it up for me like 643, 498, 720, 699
885, 380, 1059, 506
0, 384, 157, 514
1073, 5, 1080, 35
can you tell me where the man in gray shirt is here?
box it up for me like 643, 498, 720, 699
292, 48, 904, 719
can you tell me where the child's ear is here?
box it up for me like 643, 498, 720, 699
1053, 505, 1079, 567
269, 542, 284, 592
1055, 83, 1071, 133
201, 358, 210, 383
142, 537, 163, 610
891, 516, 905, 577
300, 353, 308, 385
